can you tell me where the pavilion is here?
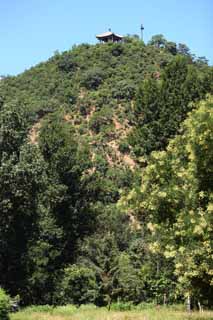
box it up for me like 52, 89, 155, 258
96, 30, 123, 43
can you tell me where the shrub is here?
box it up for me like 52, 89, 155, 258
112, 80, 136, 100
0, 288, 10, 320
58, 265, 98, 305
119, 140, 130, 153
111, 301, 133, 311
81, 67, 105, 90
111, 43, 124, 57
57, 54, 78, 73
89, 106, 112, 134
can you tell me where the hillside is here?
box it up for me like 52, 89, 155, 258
0, 38, 169, 170
0, 37, 212, 163
0, 35, 213, 308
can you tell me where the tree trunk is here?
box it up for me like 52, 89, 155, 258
198, 301, 203, 313
187, 294, 191, 312
163, 293, 167, 306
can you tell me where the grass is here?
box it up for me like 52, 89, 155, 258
10, 304, 213, 320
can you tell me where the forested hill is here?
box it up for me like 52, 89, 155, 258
0, 35, 213, 308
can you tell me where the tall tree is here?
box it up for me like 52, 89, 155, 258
0, 144, 48, 298
0, 101, 29, 159
148, 34, 167, 48
130, 56, 208, 156
123, 96, 213, 306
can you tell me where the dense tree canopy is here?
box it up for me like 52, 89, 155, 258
122, 96, 213, 307
0, 35, 212, 308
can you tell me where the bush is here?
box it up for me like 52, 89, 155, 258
111, 301, 133, 311
0, 288, 10, 320
111, 43, 124, 57
112, 80, 136, 100
57, 54, 78, 73
81, 67, 105, 90
58, 265, 98, 305
119, 140, 130, 153
89, 106, 112, 134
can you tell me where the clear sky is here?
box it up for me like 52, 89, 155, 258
0, 0, 212, 75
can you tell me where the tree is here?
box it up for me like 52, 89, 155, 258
196, 56, 208, 66
114, 253, 145, 303
0, 144, 49, 300
0, 288, 10, 320
57, 265, 98, 305
77, 232, 120, 306
148, 34, 167, 48
165, 41, 177, 55
0, 34, 212, 307
130, 56, 206, 156
81, 67, 105, 90
129, 78, 161, 156
123, 96, 213, 306
158, 56, 204, 149
88, 106, 113, 134
39, 112, 97, 266
57, 53, 78, 73
27, 208, 64, 305
0, 96, 4, 109
134, 78, 160, 122
0, 101, 29, 159
111, 80, 136, 100
177, 43, 191, 56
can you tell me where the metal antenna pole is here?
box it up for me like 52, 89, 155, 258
141, 24, 144, 41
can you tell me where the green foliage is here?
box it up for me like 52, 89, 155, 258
88, 106, 113, 134
118, 140, 130, 153
38, 112, 99, 278
58, 265, 98, 305
0, 143, 62, 303
0, 36, 212, 308
39, 112, 77, 165
0, 101, 30, 158
0, 288, 10, 320
123, 96, 213, 306
114, 253, 145, 303
148, 34, 167, 48
165, 42, 177, 55
57, 52, 78, 73
110, 43, 125, 57
112, 80, 136, 100
110, 301, 133, 311
177, 43, 191, 56
129, 78, 161, 156
130, 56, 209, 156
81, 67, 105, 90
0, 96, 4, 109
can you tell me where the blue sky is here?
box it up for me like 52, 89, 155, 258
0, 0, 212, 75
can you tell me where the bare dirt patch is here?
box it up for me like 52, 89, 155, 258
28, 120, 42, 145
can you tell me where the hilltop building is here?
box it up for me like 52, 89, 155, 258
96, 29, 123, 43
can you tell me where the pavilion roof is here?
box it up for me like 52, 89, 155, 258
96, 31, 123, 39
